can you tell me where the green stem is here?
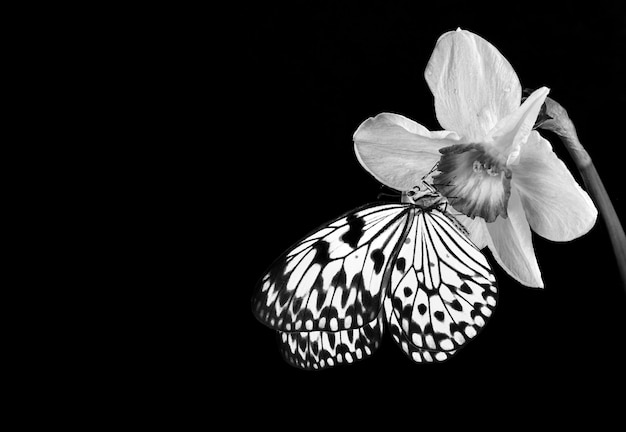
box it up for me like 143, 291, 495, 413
540, 97, 626, 293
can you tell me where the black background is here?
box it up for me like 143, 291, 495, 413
235, 2, 625, 415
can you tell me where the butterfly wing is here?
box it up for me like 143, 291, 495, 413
252, 203, 412, 369
385, 208, 498, 363
278, 313, 384, 370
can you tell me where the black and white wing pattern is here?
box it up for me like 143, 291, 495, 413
253, 199, 498, 369
252, 203, 412, 370
384, 208, 498, 363
278, 314, 384, 370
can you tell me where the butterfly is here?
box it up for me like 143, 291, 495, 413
251, 182, 498, 370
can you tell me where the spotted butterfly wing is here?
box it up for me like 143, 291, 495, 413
252, 203, 411, 369
278, 314, 384, 370
252, 198, 498, 370
384, 208, 498, 364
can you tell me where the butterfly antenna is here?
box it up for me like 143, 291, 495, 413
420, 162, 440, 183
431, 180, 455, 187
377, 184, 401, 200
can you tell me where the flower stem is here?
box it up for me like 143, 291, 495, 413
540, 97, 626, 293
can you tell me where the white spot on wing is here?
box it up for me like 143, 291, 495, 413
440, 339, 454, 351
435, 352, 448, 361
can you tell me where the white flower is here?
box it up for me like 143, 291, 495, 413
353, 29, 597, 288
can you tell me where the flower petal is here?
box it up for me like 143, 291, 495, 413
486, 87, 550, 165
453, 213, 489, 249
513, 131, 598, 241
353, 113, 460, 190
486, 188, 543, 288
425, 29, 522, 142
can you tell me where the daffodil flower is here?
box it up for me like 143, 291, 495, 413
353, 29, 597, 287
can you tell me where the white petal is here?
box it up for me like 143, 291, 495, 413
513, 132, 598, 241
353, 113, 460, 190
453, 213, 489, 249
486, 87, 550, 165
425, 29, 522, 142
486, 188, 543, 288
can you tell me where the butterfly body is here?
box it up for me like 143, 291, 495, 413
252, 195, 497, 370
